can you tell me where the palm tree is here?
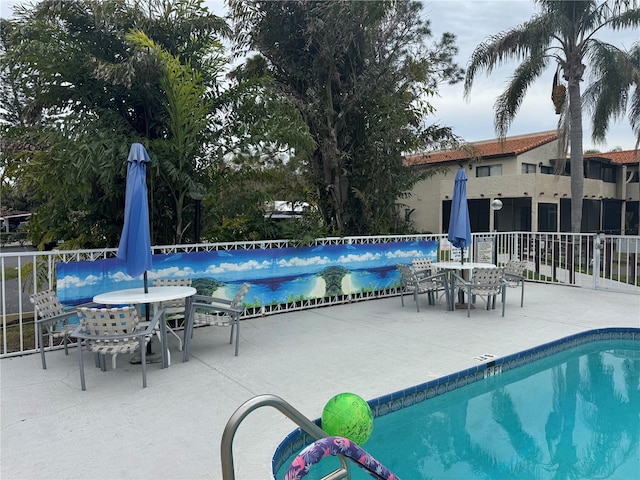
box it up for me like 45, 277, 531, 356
464, 1, 640, 232
584, 42, 640, 234
585, 42, 640, 147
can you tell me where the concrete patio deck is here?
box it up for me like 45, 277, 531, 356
1, 283, 639, 479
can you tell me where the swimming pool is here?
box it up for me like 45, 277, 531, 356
273, 328, 640, 479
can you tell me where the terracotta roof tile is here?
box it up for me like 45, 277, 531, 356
405, 131, 559, 166
586, 150, 639, 165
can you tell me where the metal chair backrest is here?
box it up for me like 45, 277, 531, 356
470, 267, 504, 295
503, 259, 527, 277
153, 278, 193, 312
79, 306, 141, 345
30, 290, 66, 321
411, 257, 433, 274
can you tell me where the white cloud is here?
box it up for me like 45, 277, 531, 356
58, 274, 101, 288
149, 266, 196, 279
109, 271, 131, 282
205, 259, 271, 274
386, 249, 430, 259
336, 252, 382, 263
277, 256, 331, 268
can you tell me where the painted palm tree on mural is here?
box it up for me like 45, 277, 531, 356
464, 1, 640, 232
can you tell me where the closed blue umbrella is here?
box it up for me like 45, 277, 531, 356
117, 143, 152, 291
448, 167, 471, 264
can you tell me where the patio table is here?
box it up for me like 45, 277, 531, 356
432, 262, 497, 310
93, 286, 196, 367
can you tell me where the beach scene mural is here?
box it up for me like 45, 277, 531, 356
56, 240, 438, 307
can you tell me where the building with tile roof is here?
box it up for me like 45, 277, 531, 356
403, 131, 639, 235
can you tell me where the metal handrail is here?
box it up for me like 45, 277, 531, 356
220, 394, 350, 480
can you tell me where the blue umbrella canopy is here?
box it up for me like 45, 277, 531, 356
447, 168, 471, 262
117, 143, 152, 283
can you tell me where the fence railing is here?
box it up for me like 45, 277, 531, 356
2, 232, 638, 358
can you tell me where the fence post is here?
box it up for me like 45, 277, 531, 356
593, 232, 601, 289
552, 238, 558, 281
534, 237, 540, 276
567, 237, 574, 284
604, 236, 612, 281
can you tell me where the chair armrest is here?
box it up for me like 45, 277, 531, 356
192, 294, 232, 306
450, 273, 469, 285
191, 301, 243, 315
503, 272, 525, 281
75, 301, 100, 308
412, 268, 431, 278
36, 301, 100, 326
416, 271, 448, 284
34, 310, 80, 326
71, 308, 164, 340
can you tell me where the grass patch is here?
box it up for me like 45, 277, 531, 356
0, 320, 37, 353
2, 266, 20, 281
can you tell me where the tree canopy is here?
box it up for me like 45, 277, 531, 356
228, 0, 463, 235
1, 0, 226, 246
2, 0, 463, 247
1, 0, 313, 247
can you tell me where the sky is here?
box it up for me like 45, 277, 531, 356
1, 0, 638, 151
423, 1, 638, 152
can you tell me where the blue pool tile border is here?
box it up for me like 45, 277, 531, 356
271, 327, 640, 477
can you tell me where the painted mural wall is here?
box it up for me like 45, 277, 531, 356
56, 240, 438, 307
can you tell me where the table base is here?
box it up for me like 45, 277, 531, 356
455, 303, 476, 310
129, 352, 163, 364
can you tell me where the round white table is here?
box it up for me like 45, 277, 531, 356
432, 262, 497, 310
432, 261, 497, 271
93, 286, 196, 305
93, 286, 197, 367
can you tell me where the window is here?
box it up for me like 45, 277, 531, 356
522, 163, 536, 174
602, 165, 616, 183
540, 166, 554, 175
476, 164, 502, 177
538, 203, 557, 232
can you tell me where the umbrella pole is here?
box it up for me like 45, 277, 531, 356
144, 271, 153, 354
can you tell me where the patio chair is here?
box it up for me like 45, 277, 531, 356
411, 257, 433, 275
72, 306, 166, 390
396, 264, 450, 313
29, 290, 84, 370
152, 278, 192, 351
411, 258, 449, 306
502, 259, 527, 307
183, 283, 250, 361
453, 267, 507, 318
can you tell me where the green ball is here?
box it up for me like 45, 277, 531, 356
321, 392, 374, 445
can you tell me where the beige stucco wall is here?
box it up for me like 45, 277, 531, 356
405, 140, 635, 233
406, 143, 558, 233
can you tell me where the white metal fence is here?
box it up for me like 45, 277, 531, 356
2, 232, 638, 358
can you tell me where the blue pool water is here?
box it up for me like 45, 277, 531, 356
274, 332, 640, 479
